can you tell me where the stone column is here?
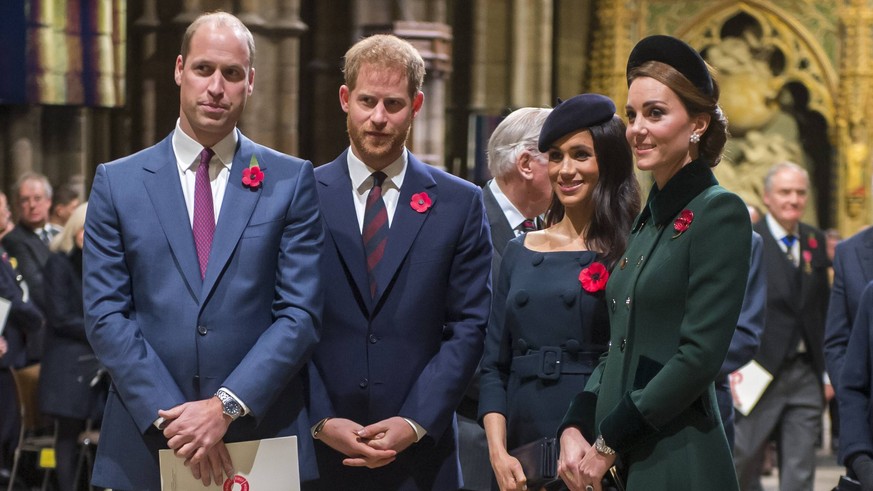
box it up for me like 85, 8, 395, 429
509, 0, 552, 107
588, 0, 635, 107
133, 0, 160, 149
836, 0, 873, 235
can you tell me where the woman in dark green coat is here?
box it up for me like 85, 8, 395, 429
557, 35, 751, 491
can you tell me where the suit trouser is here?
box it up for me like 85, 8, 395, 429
733, 356, 823, 491
457, 414, 492, 491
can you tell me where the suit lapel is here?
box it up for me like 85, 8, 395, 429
372, 155, 436, 304
483, 183, 515, 255
859, 228, 873, 281
201, 132, 262, 301
142, 135, 202, 297
317, 151, 371, 306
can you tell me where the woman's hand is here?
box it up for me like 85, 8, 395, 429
483, 412, 528, 490
575, 442, 615, 491
489, 449, 528, 491
558, 426, 591, 491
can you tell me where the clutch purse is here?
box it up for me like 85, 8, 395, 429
509, 437, 560, 490
508, 437, 625, 491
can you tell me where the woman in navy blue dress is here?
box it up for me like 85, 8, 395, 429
479, 94, 640, 491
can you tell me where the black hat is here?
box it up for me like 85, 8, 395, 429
626, 35, 713, 97
537, 93, 616, 153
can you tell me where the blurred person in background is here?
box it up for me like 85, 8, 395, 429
39, 203, 107, 491
47, 183, 81, 233
0, 190, 44, 483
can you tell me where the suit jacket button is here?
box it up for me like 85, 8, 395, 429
197, 325, 207, 335
359, 378, 368, 388
620, 338, 627, 352
369, 334, 378, 344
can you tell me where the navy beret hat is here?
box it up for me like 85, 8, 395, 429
626, 35, 714, 97
537, 93, 616, 153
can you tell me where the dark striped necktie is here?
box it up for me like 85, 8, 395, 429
363, 172, 389, 298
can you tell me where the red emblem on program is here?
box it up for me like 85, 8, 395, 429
223, 475, 250, 491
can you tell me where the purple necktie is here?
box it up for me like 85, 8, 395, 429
362, 172, 388, 298
193, 147, 215, 279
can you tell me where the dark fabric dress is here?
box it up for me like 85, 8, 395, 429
479, 235, 609, 450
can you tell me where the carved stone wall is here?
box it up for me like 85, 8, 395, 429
588, 0, 854, 231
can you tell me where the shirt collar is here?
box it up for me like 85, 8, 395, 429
172, 119, 237, 173
488, 179, 527, 229
765, 213, 797, 241
347, 147, 407, 194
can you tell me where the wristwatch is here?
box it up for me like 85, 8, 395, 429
594, 435, 615, 456
215, 388, 242, 421
311, 417, 331, 439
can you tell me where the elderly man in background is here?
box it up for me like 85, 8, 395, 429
734, 162, 830, 491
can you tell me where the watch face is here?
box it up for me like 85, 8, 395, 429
218, 390, 242, 418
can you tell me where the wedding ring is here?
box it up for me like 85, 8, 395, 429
585, 486, 594, 491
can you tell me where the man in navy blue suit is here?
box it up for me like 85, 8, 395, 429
306, 34, 492, 490
83, 12, 323, 490
826, 225, 873, 475
838, 279, 873, 487
826, 225, 873, 394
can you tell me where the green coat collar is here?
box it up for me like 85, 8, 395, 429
634, 158, 718, 231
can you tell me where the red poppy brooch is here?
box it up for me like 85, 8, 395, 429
242, 155, 264, 189
807, 234, 818, 249
579, 262, 609, 293
672, 209, 694, 239
410, 192, 432, 213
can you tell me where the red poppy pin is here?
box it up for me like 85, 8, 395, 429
807, 234, 818, 249
672, 209, 694, 239
579, 262, 609, 293
410, 192, 432, 213
242, 155, 264, 189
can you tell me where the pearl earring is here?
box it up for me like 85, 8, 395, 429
690, 133, 701, 144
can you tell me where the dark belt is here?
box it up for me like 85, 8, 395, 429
511, 346, 600, 381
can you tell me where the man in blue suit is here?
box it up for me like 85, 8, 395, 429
826, 225, 873, 473
83, 12, 323, 490
826, 226, 873, 394
305, 34, 492, 490
715, 231, 766, 449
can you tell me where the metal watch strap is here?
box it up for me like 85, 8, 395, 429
595, 434, 615, 455
216, 388, 242, 421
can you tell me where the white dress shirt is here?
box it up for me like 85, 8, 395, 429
346, 148, 407, 231
765, 213, 799, 267
172, 120, 235, 227
488, 179, 529, 235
